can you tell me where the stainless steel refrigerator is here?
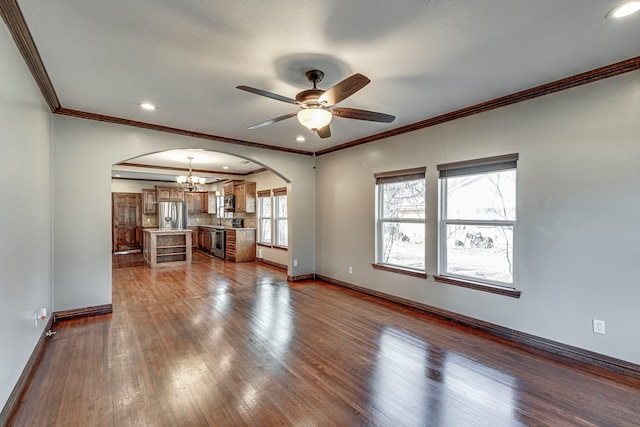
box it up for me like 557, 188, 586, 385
157, 201, 188, 230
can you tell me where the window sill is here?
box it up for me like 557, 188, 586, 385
273, 245, 288, 251
433, 275, 522, 298
372, 263, 427, 279
257, 243, 272, 248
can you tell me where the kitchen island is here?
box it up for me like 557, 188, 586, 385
142, 229, 192, 268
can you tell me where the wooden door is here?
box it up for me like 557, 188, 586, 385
112, 193, 142, 253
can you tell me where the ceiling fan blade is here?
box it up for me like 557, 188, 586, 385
318, 73, 370, 106
316, 125, 331, 139
247, 112, 297, 130
237, 85, 299, 105
331, 107, 395, 123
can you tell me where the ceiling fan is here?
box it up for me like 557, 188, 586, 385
237, 70, 395, 138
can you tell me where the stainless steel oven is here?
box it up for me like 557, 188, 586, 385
211, 228, 225, 259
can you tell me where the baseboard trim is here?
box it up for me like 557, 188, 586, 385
315, 274, 640, 380
287, 273, 314, 282
0, 316, 54, 426
256, 258, 287, 271
53, 304, 113, 322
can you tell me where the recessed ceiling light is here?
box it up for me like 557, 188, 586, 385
222, 166, 229, 170
296, 136, 306, 142
114, 174, 121, 178
138, 102, 156, 110
607, 1, 640, 18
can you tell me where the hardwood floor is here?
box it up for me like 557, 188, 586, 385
8, 255, 640, 426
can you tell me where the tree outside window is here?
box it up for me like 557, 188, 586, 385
375, 169, 426, 271
257, 191, 272, 245
274, 194, 289, 248
439, 155, 517, 287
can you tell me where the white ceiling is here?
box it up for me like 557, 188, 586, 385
111, 149, 264, 182
15, 0, 640, 157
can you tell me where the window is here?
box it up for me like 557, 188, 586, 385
273, 187, 288, 248
375, 168, 426, 272
438, 154, 517, 287
257, 190, 272, 245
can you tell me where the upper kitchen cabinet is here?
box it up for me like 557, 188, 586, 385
185, 192, 208, 214
234, 181, 256, 213
156, 186, 184, 202
142, 188, 157, 214
223, 181, 235, 196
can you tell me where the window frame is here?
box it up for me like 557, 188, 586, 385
437, 154, 518, 291
257, 190, 272, 247
273, 187, 288, 249
374, 167, 426, 275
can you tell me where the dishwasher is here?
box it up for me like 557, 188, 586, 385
211, 227, 225, 259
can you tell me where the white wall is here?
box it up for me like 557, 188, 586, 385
53, 116, 316, 311
315, 71, 640, 364
0, 24, 53, 410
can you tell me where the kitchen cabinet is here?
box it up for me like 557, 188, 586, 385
185, 192, 207, 213
225, 228, 256, 262
142, 229, 192, 268
199, 228, 211, 252
156, 186, 184, 202
142, 188, 157, 214
223, 181, 235, 196
189, 227, 199, 249
234, 181, 256, 213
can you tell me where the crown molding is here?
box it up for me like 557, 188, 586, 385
315, 56, 640, 156
0, 0, 60, 111
55, 108, 314, 156
4, 0, 639, 158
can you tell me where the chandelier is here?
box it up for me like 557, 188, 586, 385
176, 157, 206, 192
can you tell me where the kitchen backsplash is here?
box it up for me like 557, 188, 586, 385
143, 212, 256, 228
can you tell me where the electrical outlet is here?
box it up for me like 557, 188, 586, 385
293, 260, 298, 267
593, 319, 606, 334
348, 266, 353, 274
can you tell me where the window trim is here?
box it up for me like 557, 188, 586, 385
257, 190, 272, 247
273, 189, 288, 249
375, 167, 426, 273
438, 154, 518, 291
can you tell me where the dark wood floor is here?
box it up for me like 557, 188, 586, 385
8, 252, 640, 426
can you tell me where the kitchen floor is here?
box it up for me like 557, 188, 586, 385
112, 248, 214, 269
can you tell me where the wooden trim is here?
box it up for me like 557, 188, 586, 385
0, 315, 54, 426
117, 162, 260, 177
0, 0, 61, 112
374, 167, 427, 179
434, 275, 522, 298
54, 108, 315, 156
315, 274, 640, 380
245, 168, 269, 175
112, 176, 190, 184
272, 245, 288, 251
287, 274, 314, 282
256, 258, 287, 271
316, 56, 640, 156
53, 304, 113, 322
256, 242, 272, 248
256, 190, 271, 197
272, 187, 287, 196
437, 153, 519, 171
371, 263, 427, 279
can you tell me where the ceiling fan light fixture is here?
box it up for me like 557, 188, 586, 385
607, 1, 640, 18
297, 108, 332, 130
